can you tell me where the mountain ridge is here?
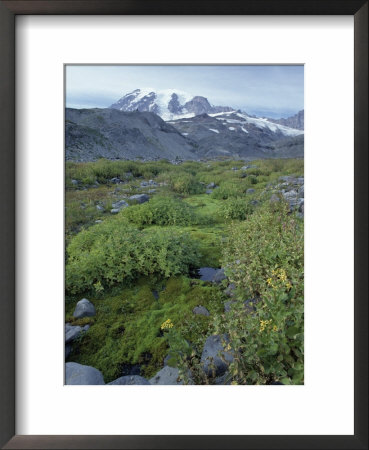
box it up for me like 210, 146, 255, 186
110, 88, 234, 121
65, 108, 304, 162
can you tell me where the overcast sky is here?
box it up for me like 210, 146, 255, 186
66, 65, 304, 118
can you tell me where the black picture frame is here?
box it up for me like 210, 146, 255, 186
0, 1, 367, 449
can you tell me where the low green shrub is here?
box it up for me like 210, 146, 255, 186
66, 220, 201, 295
211, 183, 243, 200
164, 172, 204, 195
123, 196, 199, 227
218, 197, 254, 221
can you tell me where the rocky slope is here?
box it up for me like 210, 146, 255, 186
65, 108, 198, 161
268, 110, 304, 130
110, 88, 233, 121
167, 111, 304, 159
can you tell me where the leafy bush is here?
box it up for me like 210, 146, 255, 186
216, 202, 304, 384
211, 183, 243, 200
165, 173, 204, 195
218, 197, 254, 221
123, 196, 199, 226
66, 220, 201, 295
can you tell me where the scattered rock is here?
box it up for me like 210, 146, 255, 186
108, 375, 150, 385
225, 283, 236, 297
212, 268, 227, 284
205, 189, 213, 194
111, 199, 129, 211
110, 209, 120, 214
279, 176, 304, 185
270, 194, 280, 203
95, 220, 103, 223
148, 189, 156, 194
246, 188, 255, 194
148, 180, 157, 186
214, 371, 232, 385
207, 182, 216, 189
65, 362, 105, 385
65, 344, 71, 359
224, 298, 258, 314
149, 366, 185, 385
96, 205, 105, 211
129, 194, 150, 204
201, 335, 234, 377
82, 324, 90, 332
231, 167, 238, 171
71, 179, 79, 185
110, 177, 121, 184
73, 298, 96, 319
193, 306, 210, 316
65, 324, 82, 344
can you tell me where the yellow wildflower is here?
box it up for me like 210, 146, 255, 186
160, 319, 174, 330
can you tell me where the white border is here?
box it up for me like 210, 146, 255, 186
16, 16, 354, 435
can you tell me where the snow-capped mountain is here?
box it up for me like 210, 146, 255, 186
167, 112, 304, 159
207, 111, 303, 137
110, 88, 233, 121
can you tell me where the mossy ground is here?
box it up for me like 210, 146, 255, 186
66, 276, 225, 382
65, 158, 304, 383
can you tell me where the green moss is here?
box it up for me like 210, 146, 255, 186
67, 275, 226, 381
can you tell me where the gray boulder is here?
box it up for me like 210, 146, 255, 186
65, 344, 71, 359
71, 179, 79, 185
246, 188, 255, 194
129, 194, 149, 204
65, 324, 82, 344
82, 324, 90, 332
212, 268, 227, 284
110, 177, 121, 184
201, 335, 234, 377
65, 362, 105, 385
279, 176, 304, 185
193, 306, 210, 316
149, 366, 185, 385
96, 204, 105, 211
215, 371, 232, 385
207, 182, 216, 189
111, 199, 129, 211
73, 298, 96, 319
108, 375, 150, 385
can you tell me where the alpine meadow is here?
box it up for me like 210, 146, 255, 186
65, 65, 304, 385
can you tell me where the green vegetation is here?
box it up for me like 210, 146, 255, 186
218, 202, 304, 384
65, 157, 304, 384
123, 196, 201, 227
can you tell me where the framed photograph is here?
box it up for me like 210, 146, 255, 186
0, 1, 367, 449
